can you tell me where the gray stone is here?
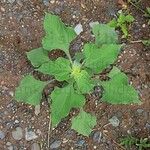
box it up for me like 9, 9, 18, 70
12, 127, 23, 140
31, 143, 40, 150
43, 0, 49, 6
145, 123, 150, 129
7, 146, 14, 150
109, 116, 120, 127
74, 24, 83, 35
0, 130, 5, 139
50, 140, 61, 149
92, 131, 102, 143
25, 128, 38, 141
137, 109, 144, 114
75, 139, 85, 147
35, 105, 40, 116
6, 142, 12, 146
8, 0, 15, 4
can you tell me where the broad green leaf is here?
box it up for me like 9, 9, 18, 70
42, 13, 77, 54
51, 84, 85, 127
37, 57, 72, 81
15, 75, 47, 105
71, 110, 97, 136
92, 24, 118, 46
74, 70, 94, 94
26, 47, 49, 67
101, 67, 140, 104
83, 43, 121, 73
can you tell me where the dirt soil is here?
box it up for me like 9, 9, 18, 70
0, 0, 150, 150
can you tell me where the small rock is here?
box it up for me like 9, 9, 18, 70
31, 143, 40, 150
9, 91, 14, 97
74, 23, 83, 35
145, 123, 150, 129
25, 128, 38, 141
137, 109, 144, 114
109, 116, 120, 127
7, 146, 14, 150
50, 140, 61, 149
35, 105, 40, 116
6, 142, 12, 146
0, 130, 5, 140
43, 0, 49, 6
1, 6, 5, 12
12, 127, 23, 140
8, 0, 15, 4
75, 139, 85, 147
89, 21, 99, 28
14, 120, 19, 124
92, 131, 102, 143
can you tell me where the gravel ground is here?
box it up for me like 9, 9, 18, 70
0, 0, 150, 150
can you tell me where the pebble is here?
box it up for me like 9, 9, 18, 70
137, 108, 144, 114
92, 131, 102, 143
109, 116, 120, 127
145, 123, 150, 129
12, 127, 23, 140
74, 23, 83, 35
50, 140, 61, 149
8, 0, 16, 4
89, 21, 99, 28
75, 139, 85, 147
0, 130, 5, 140
43, 0, 49, 6
25, 128, 38, 141
31, 143, 40, 150
35, 105, 40, 116
7, 146, 14, 150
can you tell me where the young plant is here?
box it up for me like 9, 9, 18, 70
136, 138, 150, 150
121, 135, 150, 150
108, 12, 135, 38
120, 135, 138, 150
15, 13, 140, 136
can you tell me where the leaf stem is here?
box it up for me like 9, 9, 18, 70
48, 79, 56, 84
66, 52, 73, 65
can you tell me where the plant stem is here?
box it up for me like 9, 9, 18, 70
66, 52, 73, 64
47, 115, 51, 148
47, 79, 56, 85
129, 40, 142, 43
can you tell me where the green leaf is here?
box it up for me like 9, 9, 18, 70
108, 18, 118, 28
42, 13, 77, 54
74, 70, 94, 94
51, 84, 85, 127
74, 52, 85, 62
120, 24, 128, 37
37, 57, 72, 81
92, 24, 118, 46
26, 47, 49, 67
83, 43, 121, 73
118, 13, 126, 24
71, 110, 97, 136
142, 39, 150, 47
15, 75, 47, 105
125, 15, 135, 23
101, 67, 140, 104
